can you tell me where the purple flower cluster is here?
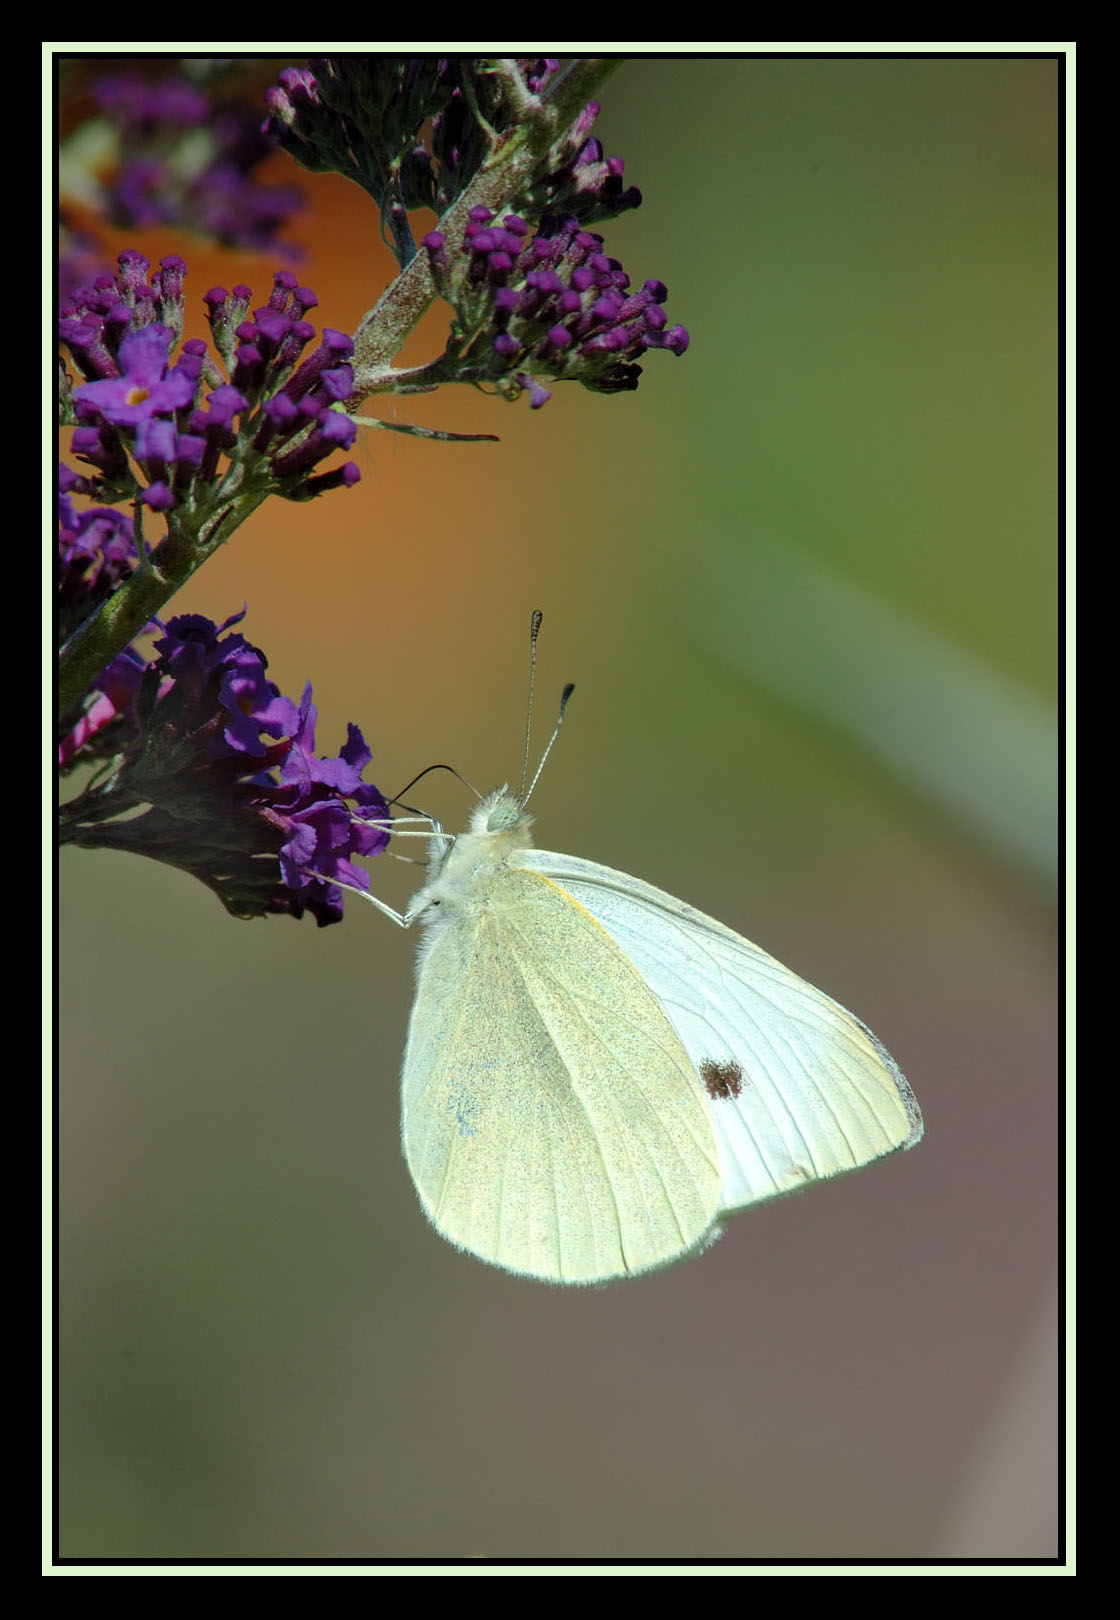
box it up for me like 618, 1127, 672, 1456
518, 97, 643, 227
58, 468, 137, 629
523, 60, 560, 95
59, 611, 390, 925
60, 249, 188, 373
204, 279, 361, 491
92, 73, 304, 255
263, 58, 640, 237
57, 463, 159, 760
424, 210, 689, 406
60, 252, 361, 509
57, 643, 148, 770
264, 58, 463, 236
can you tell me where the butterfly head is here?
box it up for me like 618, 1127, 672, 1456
473, 788, 533, 838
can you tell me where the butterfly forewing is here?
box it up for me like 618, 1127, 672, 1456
401, 865, 722, 1284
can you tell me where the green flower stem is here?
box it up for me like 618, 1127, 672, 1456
349, 57, 621, 397
58, 487, 265, 719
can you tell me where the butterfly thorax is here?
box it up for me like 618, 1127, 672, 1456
411, 788, 536, 922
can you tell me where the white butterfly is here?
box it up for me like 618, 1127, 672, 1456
364, 775, 921, 1287
351, 614, 920, 1285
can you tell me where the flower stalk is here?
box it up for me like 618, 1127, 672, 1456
349, 58, 622, 389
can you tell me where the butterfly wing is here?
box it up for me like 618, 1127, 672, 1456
519, 851, 922, 1215
401, 865, 722, 1284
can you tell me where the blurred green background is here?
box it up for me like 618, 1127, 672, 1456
58, 56, 1060, 1561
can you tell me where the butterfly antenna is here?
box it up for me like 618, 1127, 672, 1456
391, 761, 481, 805
518, 609, 545, 800
523, 682, 575, 809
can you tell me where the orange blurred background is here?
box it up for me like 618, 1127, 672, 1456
58, 56, 1061, 1562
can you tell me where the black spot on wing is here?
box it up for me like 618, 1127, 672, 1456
699, 1057, 743, 1101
